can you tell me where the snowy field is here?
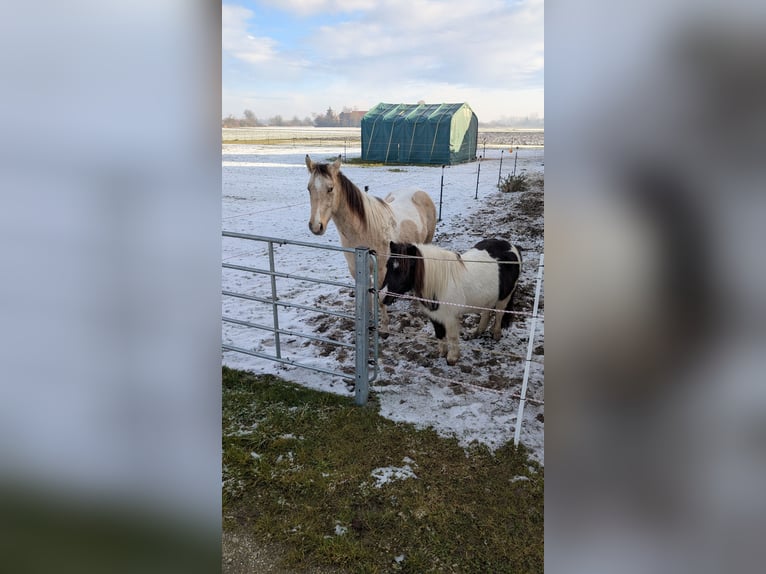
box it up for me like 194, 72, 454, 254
222, 126, 545, 149
222, 144, 545, 463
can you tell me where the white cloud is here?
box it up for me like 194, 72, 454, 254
259, 0, 378, 16
304, 0, 543, 89
222, 5, 277, 63
222, 0, 543, 121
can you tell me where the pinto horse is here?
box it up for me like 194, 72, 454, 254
305, 155, 437, 332
381, 239, 522, 365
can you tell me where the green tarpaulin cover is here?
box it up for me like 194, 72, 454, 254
361, 102, 478, 165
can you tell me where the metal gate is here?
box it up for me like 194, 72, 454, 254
221, 231, 379, 405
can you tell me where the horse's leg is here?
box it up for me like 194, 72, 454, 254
445, 316, 461, 365
344, 252, 356, 278
378, 299, 390, 336
376, 259, 390, 335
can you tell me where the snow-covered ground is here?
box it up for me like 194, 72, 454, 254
222, 143, 545, 463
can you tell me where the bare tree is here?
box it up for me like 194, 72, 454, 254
314, 106, 339, 127
242, 109, 257, 126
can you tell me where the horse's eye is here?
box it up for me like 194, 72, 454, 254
327, 186, 333, 193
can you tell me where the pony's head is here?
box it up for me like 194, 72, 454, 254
381, 241, 420, 305
305, 154, 342, 235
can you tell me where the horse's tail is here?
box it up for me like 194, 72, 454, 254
501, 244, 522, 329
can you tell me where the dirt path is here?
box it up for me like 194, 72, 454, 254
223, 529, 344, 574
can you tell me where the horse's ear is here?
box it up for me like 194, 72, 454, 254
305, 154, 313, 171
389, 241, 397, 252
330, 155, 341, 173
407, 245, 419, 258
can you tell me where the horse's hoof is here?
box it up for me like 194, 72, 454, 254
447, 357, 458, 366
492, 332, 502, 341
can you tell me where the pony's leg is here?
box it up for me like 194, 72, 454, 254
430, 318, 448, 357
491, 295, 512, 340
471, 311, 491, 338
445, 317, 461, 365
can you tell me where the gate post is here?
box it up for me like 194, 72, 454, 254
268, 241, 281, 359
353, 247, 370, 405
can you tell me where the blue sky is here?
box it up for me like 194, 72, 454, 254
222, 0, 543, 123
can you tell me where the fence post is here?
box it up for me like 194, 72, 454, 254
514, 253, 544, 446
474, 155, 482, 200
512, 147, 519, 177
353, 247, 370, 405
498, 149, 504, 186
268, 241, 281, 359
438, 164, 445, 221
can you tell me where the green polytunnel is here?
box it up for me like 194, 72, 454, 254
361, 102, 478, 165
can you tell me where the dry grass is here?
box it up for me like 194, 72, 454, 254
223, 367, 543, 573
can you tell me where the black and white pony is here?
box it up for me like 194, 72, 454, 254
381, 239, 522, 365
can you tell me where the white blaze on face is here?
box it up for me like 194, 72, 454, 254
307, 173, 331, 235
308, 186, 322, 234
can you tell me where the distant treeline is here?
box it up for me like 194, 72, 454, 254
223, 108, 543, 129
222, 107, 364, 128
479, 116, 544, 129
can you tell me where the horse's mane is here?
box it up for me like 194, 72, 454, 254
413, 244, 465, 300
312, 163, 391, 231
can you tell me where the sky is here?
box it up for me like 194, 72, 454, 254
222, 0, 543, 124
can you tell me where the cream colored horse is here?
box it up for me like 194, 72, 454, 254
305, 154, 436, 332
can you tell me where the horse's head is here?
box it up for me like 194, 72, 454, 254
305, 154, 342, 235
381, 241, 419, 305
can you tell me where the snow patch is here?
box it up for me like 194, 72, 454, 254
370, 461, 418, 488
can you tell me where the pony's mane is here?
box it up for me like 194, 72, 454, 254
413, 243, 465, 300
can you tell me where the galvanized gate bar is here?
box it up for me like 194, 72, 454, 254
222, 315, 355, 349
222, 290, 356, 321
223, 231, 357, 253
223, 262, 352, 290
222, 343, 354, 381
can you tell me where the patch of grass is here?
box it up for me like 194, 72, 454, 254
321, 156, 408, 170
528, 173, 545, 190
341, 158, 436, 168
342, 157, 384, 167
223, 367, 543, 573
498, 173, 530, 193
